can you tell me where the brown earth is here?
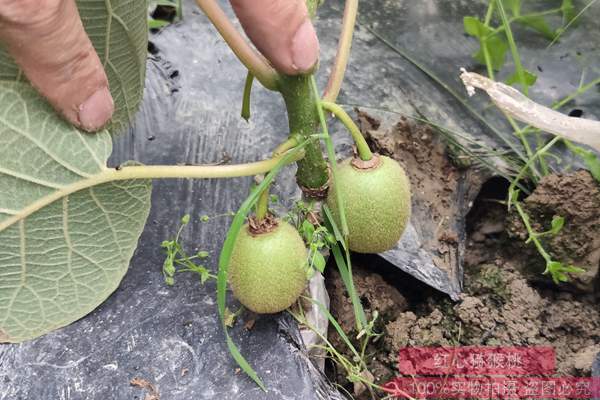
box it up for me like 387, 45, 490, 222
325, 117, 600, 399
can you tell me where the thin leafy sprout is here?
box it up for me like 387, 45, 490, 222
511, 189, 585, 284
161, 214, 215, 285
283, 200, 332, 275
494, 0, 544, 178
477, 2, 597, 283
507, 136, 561, 207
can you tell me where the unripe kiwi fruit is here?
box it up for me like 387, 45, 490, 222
228, 220, 308, 314
327, 155, 411, 253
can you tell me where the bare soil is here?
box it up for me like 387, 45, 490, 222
325, 117, 600, 399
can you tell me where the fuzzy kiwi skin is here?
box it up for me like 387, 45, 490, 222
327, 155, 411, 253
228, 220, 308, 314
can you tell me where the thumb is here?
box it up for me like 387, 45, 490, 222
230, 0, 319, 75
0, 0, 113, 132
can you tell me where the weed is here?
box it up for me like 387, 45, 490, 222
282, 200, 335, 275
161, 214, 215, 286
510, 189, 585, 283
462, 0, 597, 283
290, 298, 396, 400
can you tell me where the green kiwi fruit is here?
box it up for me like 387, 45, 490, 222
327, 154, 411, 253
228, 220, 308, 314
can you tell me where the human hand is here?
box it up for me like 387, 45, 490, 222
230, 0, 320, 75
0, 0, 319, 134
0, 0, 113, 132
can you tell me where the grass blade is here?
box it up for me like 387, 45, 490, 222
496, 0, 529, 95
323, 204, 368, 331
322, 204, 345, 247
310, 77, 368, 331
310, 76, 349, 239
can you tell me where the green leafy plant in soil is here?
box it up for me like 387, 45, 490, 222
0, 0, 415, 392
161, 214, 215, 286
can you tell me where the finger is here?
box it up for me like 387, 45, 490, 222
230, 0, 319, 75
0, 0, 113, 132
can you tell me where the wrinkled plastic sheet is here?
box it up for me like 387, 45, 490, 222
2, 0, 600, 399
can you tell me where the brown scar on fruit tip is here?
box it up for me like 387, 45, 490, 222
247, 214, 279, 235
351, 153, 382, 170
0, 329, 9, 343
130, 377, 160, 400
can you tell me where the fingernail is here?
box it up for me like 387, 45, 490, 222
291, 20, 319, 73
78, 86, 114, 131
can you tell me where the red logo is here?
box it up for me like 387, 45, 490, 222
385, 347, 598, 399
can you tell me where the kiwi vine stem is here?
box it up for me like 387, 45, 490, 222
279, 75, 330, 190
323, 0, 358, 103
194, 0, 279, 90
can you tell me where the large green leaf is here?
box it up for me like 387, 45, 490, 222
0, 0, 150, 342
0, 82, 151, 342
0, 0, 148, 132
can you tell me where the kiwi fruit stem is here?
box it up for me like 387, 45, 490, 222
320, 101, 373, 161
255, 138, 300, 222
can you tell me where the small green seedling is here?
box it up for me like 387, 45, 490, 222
161, 214, 215, 286
284, 200, 334, 276
289, 298, 395, 399
458, 0, 598, 286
